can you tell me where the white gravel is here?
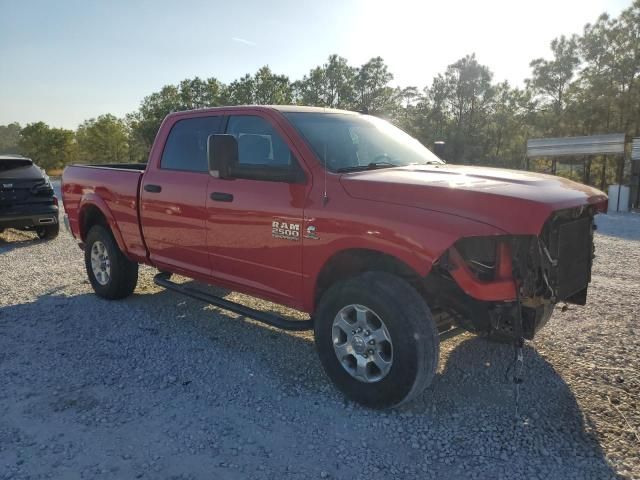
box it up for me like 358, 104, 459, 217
1, 194, 638, 479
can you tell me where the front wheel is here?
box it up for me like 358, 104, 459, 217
314, 272, 439, 409
84, 225, 138, 299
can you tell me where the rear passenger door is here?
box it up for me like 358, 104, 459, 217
205, 113, 308, 306
141, 115, 222, 276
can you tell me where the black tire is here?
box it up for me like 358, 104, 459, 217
36, 223, 59, 240
314, 271, 439, 409
84, 225, 138, 300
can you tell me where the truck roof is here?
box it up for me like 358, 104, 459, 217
165, 105, 358, 120
263, 105, 356, 114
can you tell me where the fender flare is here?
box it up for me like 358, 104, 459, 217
304, 235, 435, 311
320, 235, 434, 277
77, 193, 128, 254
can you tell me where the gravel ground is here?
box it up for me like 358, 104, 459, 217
1, 195, 639, 479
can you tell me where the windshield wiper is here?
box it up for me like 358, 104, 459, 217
408, 161, 444, 166
335, 161, 398, 173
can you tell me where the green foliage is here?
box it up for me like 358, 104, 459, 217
0, 122, 21, 154
253, 66, 292, 105
354, 57, 395, 113
528, 35, 580, 118
224, 66, 293, 105
226, 74, 256, 105
76, 114, 129, 164
130, 76, 225, 151
18, 122, 76, 171
294, 55, 356, 108
442, 54, 496, 162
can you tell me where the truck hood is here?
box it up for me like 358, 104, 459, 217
339, 164, 608, 235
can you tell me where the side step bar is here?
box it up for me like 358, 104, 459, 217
153, 273, 314, 331
155, 272, 465, 338
439, 326, 465, 341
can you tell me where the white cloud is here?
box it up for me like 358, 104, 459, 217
232, 36, 257, 47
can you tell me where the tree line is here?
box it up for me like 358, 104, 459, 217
1, 0, 638, 188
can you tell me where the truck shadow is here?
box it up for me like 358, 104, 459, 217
132, 282, 617, 477
124, 279, 318, 388
0, 229, 40, 253
411, 337, 615, 476
3, 284, 616, 478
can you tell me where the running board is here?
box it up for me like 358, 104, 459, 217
438, 326, 465, 341
153, 273, 313, 331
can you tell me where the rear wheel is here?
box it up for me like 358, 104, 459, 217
84, 225, 138, 299
36, 223, 59, 240
314, 271, 439, 409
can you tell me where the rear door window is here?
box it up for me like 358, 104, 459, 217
161, 116, 222, 172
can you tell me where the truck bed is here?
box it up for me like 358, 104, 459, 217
62, 164, 148, 261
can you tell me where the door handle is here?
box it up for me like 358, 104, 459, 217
210, 192, 234, 202
144, 184, 162, 193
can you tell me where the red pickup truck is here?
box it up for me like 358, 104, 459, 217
62, 106, 607, 408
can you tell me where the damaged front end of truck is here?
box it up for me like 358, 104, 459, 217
425, 205, 599, 342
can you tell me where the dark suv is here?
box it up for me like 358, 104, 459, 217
0, 155, 59, 240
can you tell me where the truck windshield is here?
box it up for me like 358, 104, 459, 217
284, 112, 444, 172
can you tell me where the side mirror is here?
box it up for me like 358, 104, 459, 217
208, 134, 238, 179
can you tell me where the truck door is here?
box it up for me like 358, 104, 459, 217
141, 114, 222, 276
205, 113, 307, 306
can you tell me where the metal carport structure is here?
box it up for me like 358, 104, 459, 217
526, 134, 639, 209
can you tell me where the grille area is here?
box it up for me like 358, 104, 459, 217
548, 215, 593, 300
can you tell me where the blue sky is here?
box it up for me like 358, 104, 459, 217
0, 0, 630, 129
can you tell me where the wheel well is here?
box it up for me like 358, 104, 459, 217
79, 205, 108, 241
314, 249, 426, 308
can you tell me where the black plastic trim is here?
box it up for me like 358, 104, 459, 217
153, 272, 313, 331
